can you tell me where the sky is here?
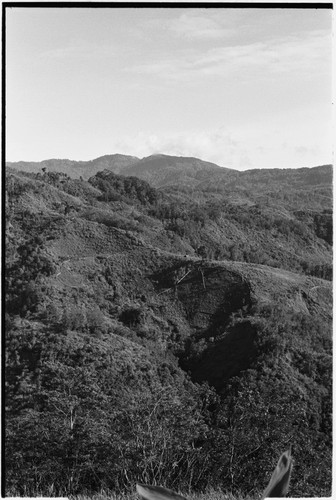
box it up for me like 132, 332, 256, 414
5, 6, 333, 170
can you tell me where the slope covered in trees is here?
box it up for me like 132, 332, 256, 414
5, 163, 332, 497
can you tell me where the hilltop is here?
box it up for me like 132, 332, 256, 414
6, 153, 140, 180
5, 158, 332, 497
7, 153, 229, 186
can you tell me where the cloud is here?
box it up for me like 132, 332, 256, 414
128, 29, 331, 83
168, 13, 234, 40
109, 129, 250, 170
106, 122, 331, 172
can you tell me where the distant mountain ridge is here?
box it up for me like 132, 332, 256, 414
6, 153, 332, 192
120, 154, 229, 188
6, 153, 227, 185
6, 154, 140, 180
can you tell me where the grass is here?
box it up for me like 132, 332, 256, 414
70, 488, 253, 500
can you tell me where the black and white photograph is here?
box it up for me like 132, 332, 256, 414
3, 2, 333, 499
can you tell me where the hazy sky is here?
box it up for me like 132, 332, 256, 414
6, 6, 333, 170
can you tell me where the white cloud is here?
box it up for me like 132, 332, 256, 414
109, 129, 252, 170
168, 13, 234, 40
106, 121, 332, 172
128, 29, 331, 83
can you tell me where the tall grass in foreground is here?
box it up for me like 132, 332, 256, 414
71, 490, 253, 500
5, 488, 252, 499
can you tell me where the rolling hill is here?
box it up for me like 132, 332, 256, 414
6, 153, 139, 180
5, 157, 333, 497
7, 153, 332, 196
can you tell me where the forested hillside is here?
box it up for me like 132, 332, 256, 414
5, 161, 332, 497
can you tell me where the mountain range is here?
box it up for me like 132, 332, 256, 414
7, 153, 331, 197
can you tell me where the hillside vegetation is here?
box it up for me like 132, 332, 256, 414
5, 158, 332, 497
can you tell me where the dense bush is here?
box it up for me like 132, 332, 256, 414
5, 325, 214, 495
6, 238, 56, 316
5, 304, 332, 496
90, 171, 160, 206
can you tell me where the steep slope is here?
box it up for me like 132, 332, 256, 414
5, 167, 332, 497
